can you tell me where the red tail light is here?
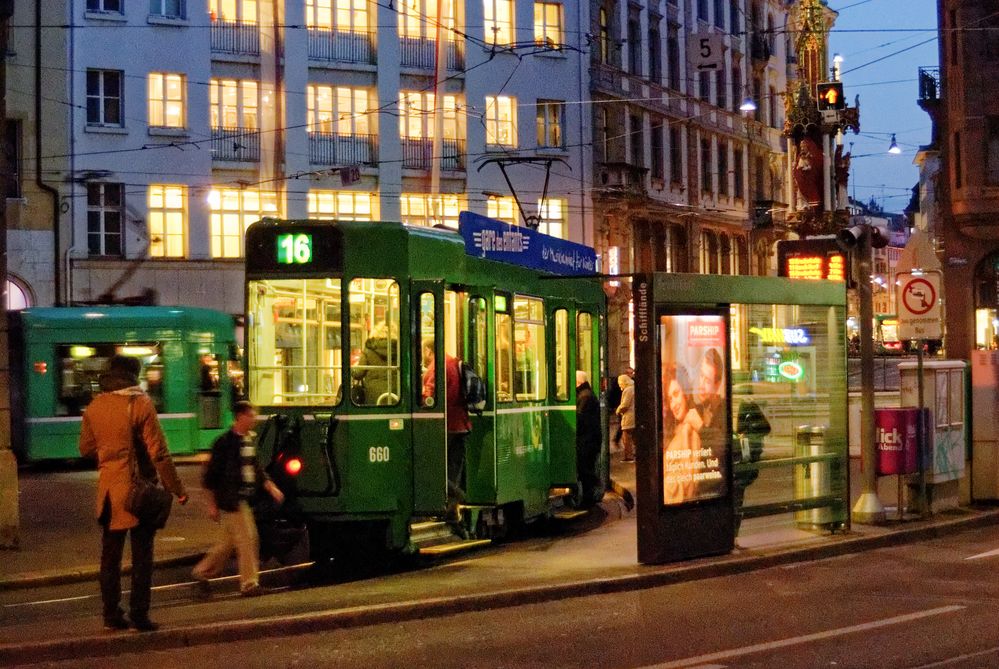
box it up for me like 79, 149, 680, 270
284, 457, 303, 476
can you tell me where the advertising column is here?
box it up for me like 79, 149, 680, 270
635, 276, 735, 564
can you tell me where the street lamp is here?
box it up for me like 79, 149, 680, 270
888, 134, 902, 155
739, 95, 758, 113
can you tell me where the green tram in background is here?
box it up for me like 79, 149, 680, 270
9, 306, 241, 462
244, 216, 608, 556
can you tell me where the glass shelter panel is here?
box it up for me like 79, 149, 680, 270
349, 278, 401, 406
728, 303, 848, 528
247, 278, 344, 406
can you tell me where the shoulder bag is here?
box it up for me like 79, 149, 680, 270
124, 397, 173, 529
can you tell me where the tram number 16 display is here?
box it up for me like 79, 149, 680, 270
277, 233, 313, 265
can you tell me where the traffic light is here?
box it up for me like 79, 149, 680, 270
816, 81, 845, 111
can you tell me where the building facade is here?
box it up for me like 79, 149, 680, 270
924, 1, 999, 358
588, 0, 796, 371
9, 1, 591, 313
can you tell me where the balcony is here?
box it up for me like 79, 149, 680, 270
402, 137, 464, 171
309, 132, 377, 166
918, 67, 941, 102
211, 19, 260, 56
750, 34, 772, 63
211, 127, 260, 162
399, 38, 465, 71
308, 28, 375, 64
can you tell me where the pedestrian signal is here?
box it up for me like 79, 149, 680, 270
816, 82, 845, 111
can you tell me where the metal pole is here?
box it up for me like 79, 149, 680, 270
917, 339, 928, 515
852, 224, 886, 523
0, 0, 19, 548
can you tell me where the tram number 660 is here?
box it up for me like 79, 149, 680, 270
369, 446, 390, 463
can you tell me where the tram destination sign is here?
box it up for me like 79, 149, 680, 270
458, 211, 598, 276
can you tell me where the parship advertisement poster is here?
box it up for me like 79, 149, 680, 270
659, 314, 729, 505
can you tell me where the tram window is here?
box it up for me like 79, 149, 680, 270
246, 278, 343, 406
468, 296, 488, 379
513, 296, 547, 401
554, 309, 569, 401
349, 278, 401, 407
577, 312, 595, 385
418, 292, 436, 408
227, 343, 245, 402
55, 343, 165, 415
496, 311, 513, 402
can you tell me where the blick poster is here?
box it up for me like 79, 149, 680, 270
660, 314, 729, 505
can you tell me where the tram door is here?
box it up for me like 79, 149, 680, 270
411, 280, 447, 515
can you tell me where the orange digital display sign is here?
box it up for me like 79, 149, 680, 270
777, 239, 847, 282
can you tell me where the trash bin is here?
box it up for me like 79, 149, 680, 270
794, 425, 833, 528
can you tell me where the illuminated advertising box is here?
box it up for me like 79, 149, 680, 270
776, 238, 847, 282
659, 314, 729, 505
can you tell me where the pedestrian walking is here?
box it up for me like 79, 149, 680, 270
616, 373, 636, 462
79, 355, 188, 633
192, 401, 285, 597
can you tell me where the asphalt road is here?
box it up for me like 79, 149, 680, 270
16, 522, 999, 669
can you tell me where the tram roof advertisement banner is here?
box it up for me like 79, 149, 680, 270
458, 211, 598, 276
659, 313, 730, 506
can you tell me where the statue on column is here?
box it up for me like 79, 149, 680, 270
793, 133, 823, 209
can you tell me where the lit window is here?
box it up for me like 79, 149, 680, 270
150, 0, 185, 19
536, 100, 564, 148
485, 95, 517, 147
534, 2, 563, 47
399, 0, 455, 39
308, 190, 376, 221
307, 85, 371, 135
148, 73, 186, 129
209, 0, 256, 23
210, 79, 258, 129
487, 195, 518, 224
400, 193, 464, 228
484, 0, 514, 45
87, 183, 125, 257
87, 70, 123, 127
537, 198, 565, 239
306, 0, 368, 31
208, 188, 280, 258
147, 185, 187, 258
399, 91, 462, 139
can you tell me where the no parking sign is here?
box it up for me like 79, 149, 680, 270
896, 271, 942, 340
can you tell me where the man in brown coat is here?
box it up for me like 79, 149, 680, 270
79, 355, 188, 632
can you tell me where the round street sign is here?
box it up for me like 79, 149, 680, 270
901, 277, 936, 316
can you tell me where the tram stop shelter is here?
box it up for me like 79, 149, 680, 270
632, 273, 849, 564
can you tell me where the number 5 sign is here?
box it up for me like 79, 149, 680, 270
896, 271, 942, 340
689, 33, 724, 71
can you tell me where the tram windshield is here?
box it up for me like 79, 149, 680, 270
247, 278, 344, 406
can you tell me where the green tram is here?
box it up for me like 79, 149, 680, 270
244, 216, 607, 555
9, 306, 241, 462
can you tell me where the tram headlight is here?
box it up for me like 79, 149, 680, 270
284, 456, 303, 477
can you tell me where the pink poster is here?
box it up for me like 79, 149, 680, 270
659, 314, 729, 505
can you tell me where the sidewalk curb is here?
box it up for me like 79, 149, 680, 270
0, 552, 205, 592
2, 508, 998, 665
